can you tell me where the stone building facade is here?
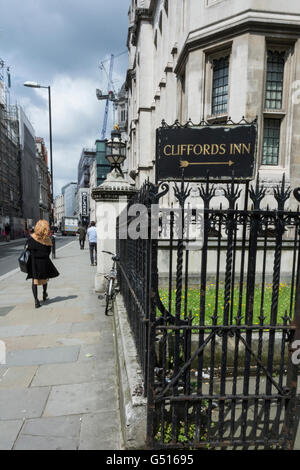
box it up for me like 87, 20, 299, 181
125, 0, 300, 206
89, 160, 97, 223
62, 182, 77, 218
36, 137, 50, 221
18, 105, 40, 224
54, 194, 64, 229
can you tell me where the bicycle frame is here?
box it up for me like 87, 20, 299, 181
102, 251, 119, 316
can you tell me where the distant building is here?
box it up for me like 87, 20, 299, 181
18, 105, 39, 225
95, 139, 110, 186
35, 137, 50, 221
0, 78, 40, 238
0, 101, 22, 239
54, 194, 64, 228
62, 182, 77, 217
76, 187, 90, 227
76, 142, 110, 225
77, 147, 96, 188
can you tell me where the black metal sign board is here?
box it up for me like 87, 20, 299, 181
81, 192, 88, 216
156, 124, 257, 181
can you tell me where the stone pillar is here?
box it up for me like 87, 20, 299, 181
91, 168, 137, 292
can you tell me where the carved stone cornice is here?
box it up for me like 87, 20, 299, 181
164, 62, 173, 73
131, 2, 157, 46
159, 77, 166, 88
174, 11, 300, 75
171, 43, 178, 56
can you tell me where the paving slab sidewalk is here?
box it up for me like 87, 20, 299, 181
0, 240, 123, 450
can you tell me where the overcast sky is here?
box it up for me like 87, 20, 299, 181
0, 0, 130, 196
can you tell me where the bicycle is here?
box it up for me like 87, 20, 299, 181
102, 250, 119, 316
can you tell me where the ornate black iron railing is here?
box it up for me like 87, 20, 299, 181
116, 173, 300, 450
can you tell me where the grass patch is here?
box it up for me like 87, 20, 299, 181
159, 282, 293, 326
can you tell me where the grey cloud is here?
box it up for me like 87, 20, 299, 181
0, 0, 130, 194
0, 0, 129, 79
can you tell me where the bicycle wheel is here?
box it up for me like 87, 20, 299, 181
105, 279, 113, 316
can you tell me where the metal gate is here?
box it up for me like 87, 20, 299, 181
117, 174, 300, 450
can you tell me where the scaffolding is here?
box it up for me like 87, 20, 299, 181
0, 103, 22, 219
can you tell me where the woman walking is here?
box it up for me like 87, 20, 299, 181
27, 220, 59, 308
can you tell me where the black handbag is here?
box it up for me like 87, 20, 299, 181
18, 241, 31, 273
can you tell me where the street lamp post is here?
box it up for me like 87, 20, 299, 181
24, 81, 54, 225
105, 126, 126, 177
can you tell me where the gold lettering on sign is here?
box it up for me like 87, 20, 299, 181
219, 144, 226, 155
163, 145, 172, 156
242, 143, 251, 154
187, 144, 193, 155
162, 142, 251, 157
172, 145, 179, 156
181, 144, 187, 155
211, 144, 219, 155
194, 145, 203, 155
230, 143, 251, 155
203, 144, 210, 155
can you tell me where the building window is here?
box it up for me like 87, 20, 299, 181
121, 107, 126, 123
265, 51, 285, 110
262, 118, 281, 165
211, 56, 229, 115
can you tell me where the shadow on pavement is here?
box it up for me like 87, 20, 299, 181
0, 306, 15, 317
45, 295, 78, 304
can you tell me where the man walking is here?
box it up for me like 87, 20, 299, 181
78, 225, 86, 250
87, 221, 97, 266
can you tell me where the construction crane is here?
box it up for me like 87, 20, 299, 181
96, 50, 127, 139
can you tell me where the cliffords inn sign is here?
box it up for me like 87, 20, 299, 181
156, 123, 257, 181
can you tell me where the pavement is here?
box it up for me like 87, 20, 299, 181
0, 238, 27, 246
0, 236, 75, 278
0, 240, 123, 450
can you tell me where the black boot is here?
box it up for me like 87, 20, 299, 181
43, 284, 48, 301
32, 283, 41, 308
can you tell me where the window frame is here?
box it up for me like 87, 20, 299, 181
204, 45, 232, 122
261, 117, 282, 166
260, 43, 292, 168
264, 50, 286, 111
211, 55, 230, 116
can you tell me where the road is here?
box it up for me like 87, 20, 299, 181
0, 236, 76, 277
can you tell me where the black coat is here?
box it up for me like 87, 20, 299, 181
26, 237, 59, 280
78, 227, 86, 240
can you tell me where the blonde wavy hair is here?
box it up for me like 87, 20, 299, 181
34, 219, 50, 240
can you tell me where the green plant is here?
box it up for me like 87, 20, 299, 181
158, 282, 293, 327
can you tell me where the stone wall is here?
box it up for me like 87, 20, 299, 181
126, 0, 300, 202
